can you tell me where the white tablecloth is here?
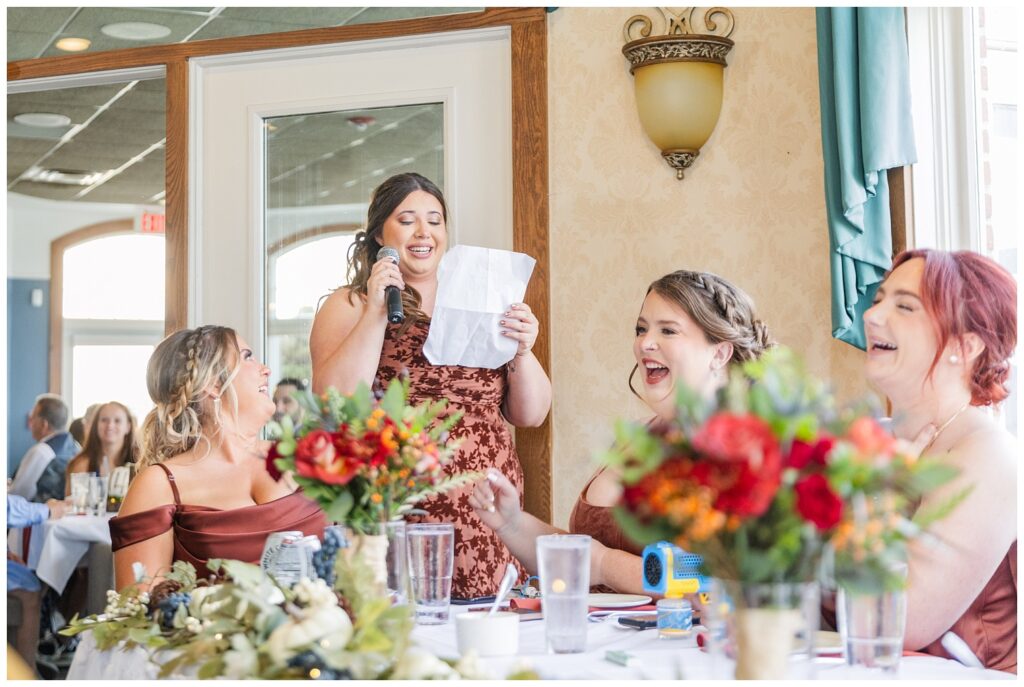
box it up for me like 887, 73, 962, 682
7, 513, 113, 593
67, 607, 1014, 680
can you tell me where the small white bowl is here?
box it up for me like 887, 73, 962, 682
455, 611, 520, 657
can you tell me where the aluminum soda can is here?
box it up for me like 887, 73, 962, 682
260, 530, 304, 574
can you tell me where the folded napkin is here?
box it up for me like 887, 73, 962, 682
510, 598, 657, 613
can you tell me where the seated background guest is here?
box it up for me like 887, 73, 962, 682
111, 326, 325, 591
7, 494, 66, 667
68, 418, 86, 448
272, 377, 306, 427
9, 395, 79, 503
863, 249, 1016, 672
310, 172, 552, 598
471, 270, 773, 594
65, 401, 138, 493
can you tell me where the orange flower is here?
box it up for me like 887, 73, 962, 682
370, 493, 383, 504
380, 425, 399, 452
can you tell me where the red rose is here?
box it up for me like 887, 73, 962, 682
785, 436, 835, 470
691, 414, 782, 517
294, 430, 359, 485
265, 441, 283, 481
692, 414, 779, 468
794, 473, 843, 530
695, 460, 780, 517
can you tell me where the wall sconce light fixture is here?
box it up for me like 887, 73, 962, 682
622, 7, 736, 179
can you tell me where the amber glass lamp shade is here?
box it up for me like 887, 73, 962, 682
622, 28, 734, 180
632, 61, 724, 152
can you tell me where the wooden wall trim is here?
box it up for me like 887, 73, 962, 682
48, 219, 135, 394
18, 5, 553, 524
165, 59, 189, 336
8, 8, 546, 81
510, 19, 552, 523
888, 166, 912, 256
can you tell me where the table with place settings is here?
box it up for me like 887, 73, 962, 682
8, 512, 115, 595
67, 601, 1014, 680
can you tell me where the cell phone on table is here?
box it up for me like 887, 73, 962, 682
450, 595, 496, 605
617, 615, 658, 630
509, 606, 543, 621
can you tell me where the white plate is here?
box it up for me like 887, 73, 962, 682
587, 593, 653, 608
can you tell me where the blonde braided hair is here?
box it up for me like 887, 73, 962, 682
629, 270, 775, 396
138, 325, 241, 470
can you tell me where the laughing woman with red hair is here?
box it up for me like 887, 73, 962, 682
863, 249, 1017, 672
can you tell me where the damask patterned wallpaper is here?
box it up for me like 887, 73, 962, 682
545, 7, 874, 526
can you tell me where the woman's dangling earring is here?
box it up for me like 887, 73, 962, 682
949, 354, 960, 365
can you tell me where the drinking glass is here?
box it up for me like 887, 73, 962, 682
537, 534, 591, 653
87, 475, 107, 516
406, 523, 455, 624
70, 472, 92, 515
382, 520, 411, 605
837, 562, 909, 674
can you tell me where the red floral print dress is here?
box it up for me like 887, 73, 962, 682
374, 319, 525, 598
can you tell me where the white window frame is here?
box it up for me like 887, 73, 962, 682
62, 325, 164, 417
907, 6, 1019, 435
906, 6, 983, 252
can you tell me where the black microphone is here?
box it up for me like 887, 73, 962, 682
376, 246, 405, 324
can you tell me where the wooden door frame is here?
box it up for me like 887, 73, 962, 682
10, 8, 553, 522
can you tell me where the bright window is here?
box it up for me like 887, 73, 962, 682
266, 233, 356, 384
63, 234, 164, 320
71, 344, 155, 422
61, 232, 165, 423
273, 235, 355, 320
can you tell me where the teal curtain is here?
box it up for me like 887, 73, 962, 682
816, 8, 917, 349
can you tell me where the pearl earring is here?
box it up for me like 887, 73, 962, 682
949, 354, 960, 364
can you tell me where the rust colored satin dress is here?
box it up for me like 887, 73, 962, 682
110, 463, 327, 579
569, 467, 644, 593
375, 319, 525, 598
920, 540, 1017, 673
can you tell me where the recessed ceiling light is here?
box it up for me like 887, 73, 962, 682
14, 112, 72, 128
101, 22, 172, 41
55, 37, 91, 52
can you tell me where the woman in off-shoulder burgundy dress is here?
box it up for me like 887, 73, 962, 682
112, 325, 326, 590
111, 463, 325, 579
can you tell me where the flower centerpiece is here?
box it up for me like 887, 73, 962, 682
62, 553, 498, 679
267, 377, 478, 594
606, 347, 962, 678
825, 416, 968, 671
268, 376, 472, 532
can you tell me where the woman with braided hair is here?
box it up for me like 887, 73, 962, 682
110, 326, 325, 590
470, 270, 773, 594
862, 249, 1016, 671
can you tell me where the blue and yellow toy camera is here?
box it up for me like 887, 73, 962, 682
642, 541, 710, 599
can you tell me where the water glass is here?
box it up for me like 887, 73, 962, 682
837, 563, 908, 674
70, 472, 92, 515
537, 534, 590, 653
406, 523, 455, 624
87, 474, 107, 516
371, 520, 412, 605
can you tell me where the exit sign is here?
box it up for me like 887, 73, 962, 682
141, 212, 165, 234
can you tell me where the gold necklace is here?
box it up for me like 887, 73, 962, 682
922, 400, 971, 454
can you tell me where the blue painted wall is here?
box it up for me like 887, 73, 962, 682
8, 278, 50, 478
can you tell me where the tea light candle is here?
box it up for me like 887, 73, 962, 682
656, 597, 692, 639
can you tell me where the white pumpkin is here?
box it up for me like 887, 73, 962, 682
265, 606, 353, 664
